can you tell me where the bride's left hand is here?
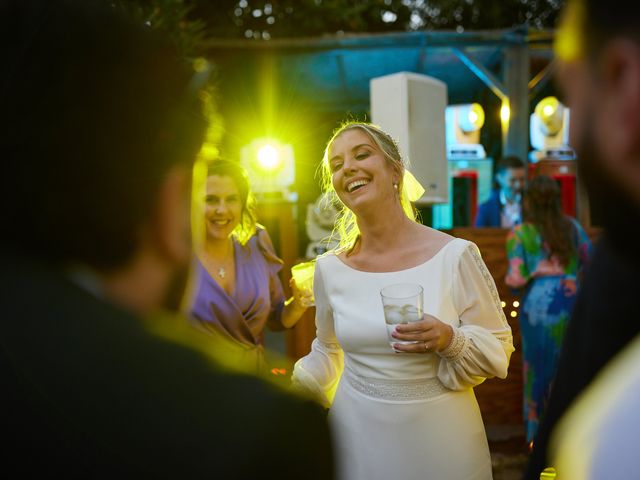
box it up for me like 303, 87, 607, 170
391, 314, 453, 353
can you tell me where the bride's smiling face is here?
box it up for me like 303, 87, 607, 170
328, 129, 399, 213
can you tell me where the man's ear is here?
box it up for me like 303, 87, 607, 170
595, 40, 640, 160
150, 165, 193, 266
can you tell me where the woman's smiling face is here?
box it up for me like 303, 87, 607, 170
328, 128, 399, 214
204, 175, 242, 241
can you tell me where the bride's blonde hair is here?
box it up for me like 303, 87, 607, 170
319, 122, 417, 254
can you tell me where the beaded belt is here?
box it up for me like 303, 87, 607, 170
345, 370, 450, 401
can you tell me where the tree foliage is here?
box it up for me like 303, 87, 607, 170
191, 0, 565, 40
104, 1, 564, 43
107, 0, 208, 57
104, 0, 224, 158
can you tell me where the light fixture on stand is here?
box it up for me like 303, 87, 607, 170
529, 96, 574, 162
240, 138, 296, 202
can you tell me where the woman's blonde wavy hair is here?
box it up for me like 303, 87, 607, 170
319, 122, 417, 254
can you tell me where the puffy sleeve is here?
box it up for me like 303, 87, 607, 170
256, 228, 286, 331
437, 241, 514, 391
291, 258, 343, 408
505, 226, 530, 288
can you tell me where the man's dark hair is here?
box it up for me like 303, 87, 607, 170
0, 0, 206, 270
496, 155, 526, 174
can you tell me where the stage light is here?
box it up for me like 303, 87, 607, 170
240, 137, 295, 200
534, 96, 563, 137
530, 96, 574, 160
257, 144, 281, 171
459, 103, 485, 133
445, 103, 487, 159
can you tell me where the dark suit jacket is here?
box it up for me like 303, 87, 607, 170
474, 189, 502, 227
524, 234, 640, 479
0, 250, 334, 479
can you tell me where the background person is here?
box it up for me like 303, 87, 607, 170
188, 159, 312, 373
475, 155, 527, 228
504, 175, 591, 446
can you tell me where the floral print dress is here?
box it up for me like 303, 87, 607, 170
506, 218, 592, 443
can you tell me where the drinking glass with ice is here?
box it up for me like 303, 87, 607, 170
380, 283, 424, 348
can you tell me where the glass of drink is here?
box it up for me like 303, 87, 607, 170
380, 283, 424, 348
291, 260, 316, 306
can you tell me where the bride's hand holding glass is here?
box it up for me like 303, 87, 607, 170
391, 315, 454, 353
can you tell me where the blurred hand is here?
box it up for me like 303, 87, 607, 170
289, 277, 314, 309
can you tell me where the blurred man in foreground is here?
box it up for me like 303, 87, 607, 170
0, 1, 333, 477
524, 0, 640, 477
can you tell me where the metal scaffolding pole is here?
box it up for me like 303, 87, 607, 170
503, 42, 530, 162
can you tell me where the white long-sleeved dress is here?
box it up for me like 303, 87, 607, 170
293, 238, 514, 480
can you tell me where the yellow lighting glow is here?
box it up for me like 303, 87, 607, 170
501, 301, 506, 308
512, 300, 520, 308
199, 143, 218, 161
540, 467, 557, 479
257, 144, 281, 171
468, 103, 485, 129
536, 96, 560, 119
500, 102, 511, 123
510, 311, 517, 318
554, 0, 585, 62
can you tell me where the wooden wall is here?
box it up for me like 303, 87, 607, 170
449, 228, 523, 427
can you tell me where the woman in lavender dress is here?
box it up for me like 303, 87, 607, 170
188, 159, 312, 373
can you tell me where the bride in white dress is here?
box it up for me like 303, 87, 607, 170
293, 122, 514, 480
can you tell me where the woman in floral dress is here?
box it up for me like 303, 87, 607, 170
506, 175, 592, 443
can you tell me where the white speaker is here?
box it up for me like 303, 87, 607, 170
370, 72, 448, 205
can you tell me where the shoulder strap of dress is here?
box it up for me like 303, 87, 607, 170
254, 226, 284, 271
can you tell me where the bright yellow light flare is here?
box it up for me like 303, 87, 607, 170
257, 144, 281, 171
510, 311, 518, 318
513, 300, 520, 308
536, 96, 560, 120
500, 102, 511, 123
